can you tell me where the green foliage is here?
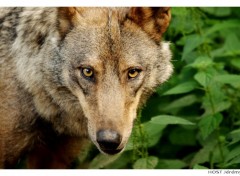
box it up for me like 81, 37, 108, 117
81, 7, 240, 169
133, 156, 158, 169
198, 113, 223, 140
151, 115, 195, 125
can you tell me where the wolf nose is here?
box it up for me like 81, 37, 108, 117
96, 129, 122, 155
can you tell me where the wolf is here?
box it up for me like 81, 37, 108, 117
0, 7, 172, 168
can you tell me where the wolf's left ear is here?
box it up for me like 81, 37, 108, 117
58, 7, 83, 39
127, 7, 171, 42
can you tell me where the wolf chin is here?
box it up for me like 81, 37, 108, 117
0, 7, 172, 168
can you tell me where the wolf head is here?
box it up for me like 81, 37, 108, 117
57, 7, 172, 154
14, 7, 172, 155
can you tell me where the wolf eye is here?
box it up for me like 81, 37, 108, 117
81, 67, 94, 79
128, 68, 142, 79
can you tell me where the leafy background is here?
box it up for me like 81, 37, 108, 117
75, 7, 240, 169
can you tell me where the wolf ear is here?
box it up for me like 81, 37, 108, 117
127, 7, 171, 42
58, 7, 82, 39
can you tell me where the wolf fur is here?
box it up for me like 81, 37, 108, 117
0, 7, 172, 168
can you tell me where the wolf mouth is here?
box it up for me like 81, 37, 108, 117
100, 148, 123, 155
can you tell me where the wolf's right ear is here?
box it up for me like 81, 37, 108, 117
58, 7, 83, 39
127, 7, 171, 42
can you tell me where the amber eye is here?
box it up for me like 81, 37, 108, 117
81, 67, 94, 79
128, 68, 141, 79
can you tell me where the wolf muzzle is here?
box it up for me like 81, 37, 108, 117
96, 129, 122, 155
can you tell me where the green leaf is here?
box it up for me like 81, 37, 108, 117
194, 71, 213, 87
227, 129, 240, 146
172, 7, 188, 16
198, 113, 223, 140
201, 77, 231, 116
125, 122, 166, 151
225, 155, 240, 167
205, 20, 240, 36
151, 115, 195, 126
224, 33, 240, 52
191, 134, 218, 167
211, 33, 240, 57
214, 74, 240, 88
200, 7, 231, 17
231, 58, 240, 69
193, 164, 209, 169
144, 122, 166, 147
170, 8, 197, 35
225, 146, 240, 163
157, 159, 187, 169
133, 156, 158, 169
189, 56, 213, 69
165, 94, 198, 110
182, 35, 205, 60
162, 81, 198, 95
104, 152, 131, 169
203, 100, 231, 116
89, 154, 121, 169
